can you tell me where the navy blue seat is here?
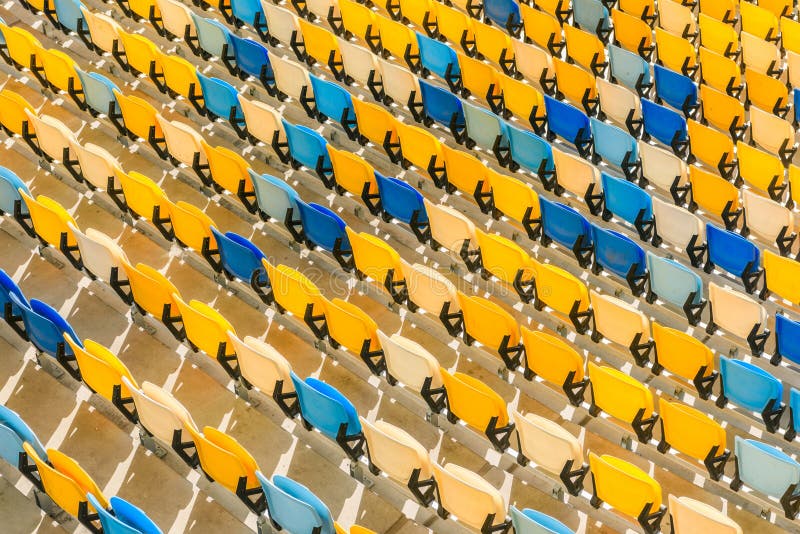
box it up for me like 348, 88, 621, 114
374, 173, 429, 242
417, 33, 461, 91
544, 95, 593, 158
705, 223, 762, 293
609, 44, 652, 94
641, 98, 688, 156
484, 0, 521, 34
418, 80, 465, 139
0, 167, 34, 236
507, 123, 556, 181
309, 75, 357, 139
774, 313, 800, 366
196, 74, 247, 138
283, 120, 335, 187
210, 227, 268, 285
573, 0, 610, 41
295, 201, 353, 269
591, 224, 647, 295
0, 270, 27, 338
653, 64, 698, 117
539, 197, 594, 267
229, 34, 273, 86
600, 173, 653, 240
590, 119, 640, 181
718, 356, 784, 433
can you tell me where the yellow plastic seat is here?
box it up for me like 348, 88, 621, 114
791, 164, 800, 207
589, 290, 653, 365
563, 24, 606, 76
378, 17, 420, 70
698, 14, 739, 58
396, 0, 437, 32
458, 52, 501, 103
533, 0, 571, 23
432, 463, 509, 531
345, 228, 407, 302
261, 261, 328, 338
553, 58, 598, 114
423, 200, 480, 265
226, 334, 295, 412
587, 362, 656, 442
297, 19, 343, 75
655, 27, 697, 77
114, 90, 164, 144
328, 145, 380, 211
763, 250, 800, 304
440, 369, 513, 450
169, 200, 218, 257
0, 24, 43, 70
475, 230, 537, 300
745, 68, 790, 118
487, 172, 540, 239
116, 31, 163, 80
122, 261, 183, 334
619, 0, 655, 23
687, 165, 740, 230
698, 48, 742, 97
0, 89, 36, 137
687, 120, 737, 180
737, 142, 787, 201
740, 31, 782, 76
651, 323, 715, 398
472, 21, 515, 74
80, 9, 123, 54
352, 98, 399, 152
201, 141, 255, 206
183, 426, 265, 512
397, 123, 445, 184
128, 0, 160, 21
611, 9, 654, 59
750, 105, 797, 164
588, 453, 665, 530
39, 49, 80, 94
22, 444, 108, 522
659, 0, 697, 41
435, 3, 475, 55
441, 146, 494, 208
668, 495, 743, 534
535, 263, 592, 333
495, 73, 546, 132
322, 298, 383, 373
64, 336, 138, 421
338, 0, 380, 50
741, 1, 780, 42
115, 169, 174, 238
19, 192, 80, 267
173, 295, 239, 377
160, 54, 201, 99
783, 16, 800, 54
659, 399, 728, 478
698, 84, 745, 140
521, 328, 587, 405
699, 0, 737, 24
456, 291, 523, 370
521, 4, 563, 56
400, 263, 461, 332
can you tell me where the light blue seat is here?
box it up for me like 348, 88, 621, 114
295, 201, 352, 263
283, 121, 334, 186
248, 170, 305, 242
591, 225, 647, 295
196, 74, 246, 137
608, 45, 652, 95
290, 373, 364, 459
732, 437, 800, 518
600, 173, 652, 239
375, 173, 429, 240
191, 14, 233, 60
229, 0, 265, 28
510, 506, 574, 534
418, 80, 464, 136
0, 167, 31, 232
258, 474, 336, 534
653, 64, 698, 117
705, 223, 761, 293
590, 119, 639, 180
88, 494, 163, 534
309, 75, 357, 137
210, 227, 267, 283
775, 313, 800, 366
229, 34, 272, 83
0, 404, 47, 467
75, 68, 120, 118
417, 33, 460, 90
484, 0, 521, 32
0, 16, 5, 45
52, 0, 85, 34
573, 0, 610, 41
641, 98, 688, 156
507, 124, 555, 180
718, 357, 783, 432
463, 101, 510, 163
540, 197, 594, 267
544, 95, 592, 158
645, 251, 704, 324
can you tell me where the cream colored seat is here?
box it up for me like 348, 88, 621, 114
652, 197, 707, 267
432, 463, 510, 531
707, 282, 769, 355
590, 290, 653, 366
401, 262, 462, 335
668, 495, 742, 534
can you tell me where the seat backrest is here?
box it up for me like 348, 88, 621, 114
600, 173, 650, 226
81, 9, 122, 54
284, 121, 329, 170
323, 298, 379, 355
418, 32, 460, 80
227, 333, 292, 395
262, 261, 324, 318
360, 418, 431, 482
211, 228, 265, 282
116, 170, 171, 223
296, 202, 349, 253
28, 445, 108, 517
608, 44, 651, 93
588, 453, 662, 519
736, 140, 785, 196
508, 124, 554, 175
521, 328, 584, 387
249, 170, 300, 223
706, 223, 760, 278
509, 506, 574, 534
346, 228, 402, 288
750, 104, 794, 155
262, 2, 300, 45
639, 141, 688, 192
107, 495, 163, 534
646, 251, 702, 309
19, 192, 77, 249
13, 295, 80, 358
191, 13, 232, 58
418, 79, 463, 128
776, 313, 800, 365
374, 174, 425, 225
310, 75, 355, 127
512, 410, 582, 475
240, 96, 284, 147
551, 147, 599, 198
708, 282, 767, 340
65, 336, 136, 403
587, 362, 654, 423
432, 463, 507, 531
88, 493, 143, 534
487, 171, 539, 227
544, 95, 591, 147
475, 230, 537, 286
197, 74, 241, 120
423, 200, 477, 253
258, 473, 335, 534
653, 63, 696, 114
0, 167, 30, 215
0, 405, 46, 466
126, 379, 196, 443
592, 225, 646, 279
651, 197, 704, 251
440, 369, 509, 431
539, 197, 592, 250
400, 262, 457, 317
189, 426, 259, 494
659, 399, 725, 462
590, 118, 637, 170
734, 436, 800, 497
70, 224, 128, 286
75, 69, 120, 117
463, 100, 508, 152
0, 89, 36, 137
156, 115, 206, 167
271, 54, 312, 101
641, 97, 687, 147
173, 296, 234, 358
719, 356, 781, 413
159, 54, 200, 99
668, 495, 742, 534
290, 374, 361, 438
376, 330, 443, 391
457, 292, 520, 352
169, 200, 217, 252
764, 249, 800, 304
121, 261, 181, 319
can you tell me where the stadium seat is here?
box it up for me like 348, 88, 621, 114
718, 357, 783, 432
507, 124, 555, 180
296, 19, 344, 79
258, 473, 337, 533
687, 164, 740, 229
401, 263, 462, 336
248, 171, 304, 241
591, 225, 647, 294
23, 112, 78, 168
417, 80, 465, 138
310, 75, 358, 136
121, 261, 184, 339
475, 230, 537, 302
191, 14, 233, 62
511, 39, 555, 92
699, 14, 739, 59
521, 4, 564, 56
346, 229, 406, 303
705, 224, 762, 293
740, 32, 782, 77
226, 333, 297, 416
645, 252, 704, 324
463, 100, 510, 163
284, 121, 334, 186
553, 58, 598, 115
196, 74, 247, 137
653, 65, 697, 118
640, 141, 688, 194
229, 35, 273, 88
0, 404, 47, 486
608, 44, 652, 97
618, 0, 655, 23
588, 453, 665, 532
596, 78, 642, 137
155, 115, 207, 170
377, 330, 447, 411
87, 494, 163, 534
651, 322, 716, 398
750, 105, 797, 165
260, 261, 327, 337
327, 146, 381, 214
173, 296, 239, 378
114, 31, 164, 86
742, 193, 795, 255
0, 89, 36, 141
80, 9, 123, 55
611, 8, 654, 60
741, 1, 780, 42
539, 198, 594, 268
351, 99, 400, 160
641, 98, 688, 157
360, 418, 436, 505
487, 172, 540, 239
657, 398, 728, 479
159, 55, 202, 104
745, 68, 790, 118
0, 167, 33, 235
424, 200, 480, 269
658, 0, 696, 41
698, 48, 742, 99
262, 2, 300, 47
0, 270, 27, 339
38, 49, 81, 97
708, 281, 770, 356
396, 122, 447, 187
154, 0, 195, 43
563, 24, 606, 76
296, 201, 352, 267
323, 298, 384, 374
590, 119, 640, 181
654, 28, 697, 78
338, 39, 380, 90
290, 373, 365, 460
668, 495, 742, 534
737, 141, 787, 202
651, 198, 706, 266
114, 92, 168, 158
775, 313, 800, 366
200, 141, 256, 210
730, 437, 800, 518
432, 462, 510, 531
18, 191, 82, 269
600, 173, 652, 239
573, 0, 610, 41
417, 33, 461, 90
70, 225, 132, 303
510, 507, 573, 534
590, 291, 653, 366
0, 24, 43, 72
532, 263, 592, 334
544, 95, 593, 158
74, 69, 122, 121
114, 169, 174, 241
762, 249, 800, 305
495, 74, 546, 134
457, 291, 524, 370
520, 328, 588, 405
699, 0, 736, 24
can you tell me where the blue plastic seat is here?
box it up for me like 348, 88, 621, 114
600, 173, 652, 239
591, 225, 647, 294
641, 98, 688, 156
0, 404, 47, 467
795, 89, 800, 125
484, 0, 521, 29
375, 173, 428, 227
0, 167, 30, 216
719, 356, 783, 432
258, 474, 336, 534
283, 120, 334, 185
52, 0, 85, 34
210, 227, 267, 283
544, 95, 592, 157
295, 201, 351, 258
733, 437, 800, 517
309, 75, 356, 133
229, 0, 265, 27
775, 313, 800, 365
191, 14, 233, 59
510, 506, 574, 534
507, 124, 555, 178
573, 0, 610, 39
608, 45, 651, 96
88, 494, 163, 534
540, 197, 594, 267
590, 119, 640, 180
789, 388, 800, 438
290, 373, 364, 459
463, 101, 510, 161
645, 251, 704, 324
229, 34, 271, 81
653, 64, 698, 117
417, 33, 460, 89
75, 68, 120, 117
418, 79, 464, 132
196, 74, 245, 128
705, 223, 762, 293
0, 269, 28, 322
